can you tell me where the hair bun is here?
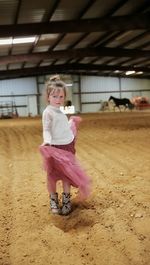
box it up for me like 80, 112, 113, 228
49, 75, 61, 81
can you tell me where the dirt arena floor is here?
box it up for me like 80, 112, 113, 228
0, 111, 150, 265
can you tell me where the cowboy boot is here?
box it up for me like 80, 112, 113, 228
61, 192, 72, 215
50, 193, 60, 214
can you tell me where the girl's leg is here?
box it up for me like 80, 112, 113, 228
62, 181, 71, 194
62, 181, 72, 215
47, 174, 60, 214
47, 174, 57, 193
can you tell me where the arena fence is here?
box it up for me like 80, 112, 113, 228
0, 101, 18, 119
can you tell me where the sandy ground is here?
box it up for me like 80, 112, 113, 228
0, 111, 150, 265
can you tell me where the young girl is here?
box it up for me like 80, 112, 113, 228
39, 75, 91, 215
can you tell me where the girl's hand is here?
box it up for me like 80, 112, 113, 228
41, 143, 50, 146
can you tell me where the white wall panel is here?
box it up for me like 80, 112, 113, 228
121, 78, 150, 91
73, 94, 80, 113
81, 76, 119, 92
82, 104, 100, 113
39, 83, 45, 115
0, 77, 37, 116
27, 96, 37, 116
81, 93, 100, 102
80, 76, 120, 112
120, 91, 133, 99
0, 77, 37, 95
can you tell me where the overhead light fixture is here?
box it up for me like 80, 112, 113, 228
125, 70, 135, 75
0, 37, 36, 45
136, 71, 143, 75
13, 37, 36, 44
0, 38, 12, 45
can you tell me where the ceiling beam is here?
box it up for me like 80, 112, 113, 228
0, 13, 149, 37
0, 47, 150, 65
0, 64, 149, 80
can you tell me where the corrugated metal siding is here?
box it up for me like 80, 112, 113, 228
0, 77, 37, 95
1, 75, 150, 116
51, 0, 89, 21
0, 77, 37, 116
72, 76, 80, 112
18, 0, 53, 24
81, 76, 119, 92
80, 76, 120, 112
82, 104, 100, 113
0, 0, 18, 25
39, 83, 46, 114
80, 76, 150, 113
121, 78, 150, 93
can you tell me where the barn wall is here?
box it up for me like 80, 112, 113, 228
0, 77, 37, 117
74, 76, 150, 113
0, 75, 150, 116
120, 78, 150, 98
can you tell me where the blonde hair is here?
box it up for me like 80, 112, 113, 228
44, 75, 67, 103
49, 75, 61, 82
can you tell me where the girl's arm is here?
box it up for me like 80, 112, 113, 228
69, 116, 82, 137
42, 110, 52, 145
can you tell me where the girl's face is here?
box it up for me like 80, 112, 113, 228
48, 89, 65, 108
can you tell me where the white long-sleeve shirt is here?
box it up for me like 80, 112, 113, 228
42, 105, 74, 145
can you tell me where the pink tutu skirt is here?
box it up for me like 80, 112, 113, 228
39, 116, 91, 199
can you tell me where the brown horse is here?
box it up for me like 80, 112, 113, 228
109, 96, 134, 111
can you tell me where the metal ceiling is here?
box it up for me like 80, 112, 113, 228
0, 0, 150, 80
